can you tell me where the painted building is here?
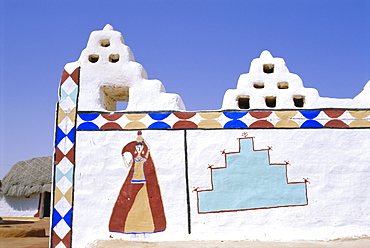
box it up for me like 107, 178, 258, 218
51, 25, 370, 248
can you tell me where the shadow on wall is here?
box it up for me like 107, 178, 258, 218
0, 194, 39, 216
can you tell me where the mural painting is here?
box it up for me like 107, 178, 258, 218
109, 131, 166, 234
195, 132, 308, 213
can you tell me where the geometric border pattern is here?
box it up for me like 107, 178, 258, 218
76, 109, 370, 131
51, 66, 79, 248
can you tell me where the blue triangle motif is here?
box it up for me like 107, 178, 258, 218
301, 120, 323, 128
60, 88, 69, 102
69, 87, 78, 102
300, 110, 321, 119
60, 87, 78, 104
224, 120, 248, 128
55, 167, 64, 183
67, 127, 75, 143
52, 209, 63, 228
148, 121, 171, 129
64, 208, 73, 228
64, 167, 74, 183
56, 127, 67, 145
77, 122, 100, 130
223, 112, 248, 120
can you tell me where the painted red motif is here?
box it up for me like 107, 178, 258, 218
101, 114, 123, 121
109, 131, 166, 233
323, 110, 345, 118
249, 111, 272, 119
52, 231, 71, 248
173, 112, 196, 119
173, 121, 198, 129
60, 68, 79, 85
324, 120, 349, 128
101, 122, 123, 129
249, 120, 274, 128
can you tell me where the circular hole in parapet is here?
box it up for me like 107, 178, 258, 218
277, 81, 289, 89
101, 39, 110, 47
88, 54, 99, 63
109, 54, 120, 63
253, 82, 265, 89
263, 64, 274, 73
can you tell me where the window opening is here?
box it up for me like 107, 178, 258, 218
263, 64, 274, 73
237, 96, 250, 109
253, 82, 265, 89
101, 39, 110, 47
278, 81, 289, 89
265, 96, 276, 108
101, 86, 129, 111
88, 54, 99, 63
293, 95, 305, 107
109, 54, 120, 63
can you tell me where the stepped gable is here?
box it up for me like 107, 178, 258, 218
222, 51, 370, 110
72, 24, 185, 112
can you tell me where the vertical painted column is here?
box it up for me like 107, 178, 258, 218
51, 66, 79, 248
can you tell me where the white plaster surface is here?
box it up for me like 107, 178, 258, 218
222, 51, 370, 110
187, 129, 370, 241
67, 24, 185, 112
0, 194, 39, 217
73, 130, 189, 247
73, 129, 370, 247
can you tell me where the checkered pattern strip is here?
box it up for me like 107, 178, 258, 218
51, 66, 79, 248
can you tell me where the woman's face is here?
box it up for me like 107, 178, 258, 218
135, 143, 144, 153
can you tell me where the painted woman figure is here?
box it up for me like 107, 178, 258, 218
109, 131, 166, 234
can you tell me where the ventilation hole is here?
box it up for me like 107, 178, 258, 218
237, 96, 250, 109
109, 54, 120, 63
278, 81, 289, 89
253, 82, 265, 89
101, 39, 110, 47
263, 64, 274, 73
88, 54, 99, 63
265, 96, 276, 108
293, 95, 305, 107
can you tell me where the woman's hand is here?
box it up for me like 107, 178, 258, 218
122, 152, 133, 168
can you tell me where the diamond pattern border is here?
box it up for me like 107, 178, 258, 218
51, 66, 79, 248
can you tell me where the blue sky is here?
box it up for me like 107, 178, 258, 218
0, 0, 369, 178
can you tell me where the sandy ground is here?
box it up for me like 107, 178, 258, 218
1, 218, 370, 248
0, 217, 49, 248
90, 238, 370, 248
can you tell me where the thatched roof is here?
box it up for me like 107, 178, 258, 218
1, 156, 52, 197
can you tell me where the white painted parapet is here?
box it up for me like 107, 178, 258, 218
67, 24, 185, 112
222, 50, 370, 110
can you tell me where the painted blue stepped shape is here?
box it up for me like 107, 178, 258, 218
198, 138, 307, 213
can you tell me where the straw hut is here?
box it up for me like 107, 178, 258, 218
0, 156, 52, 218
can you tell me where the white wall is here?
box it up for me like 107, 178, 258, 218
71, 128, 370, 247
0, 194, 39, 217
